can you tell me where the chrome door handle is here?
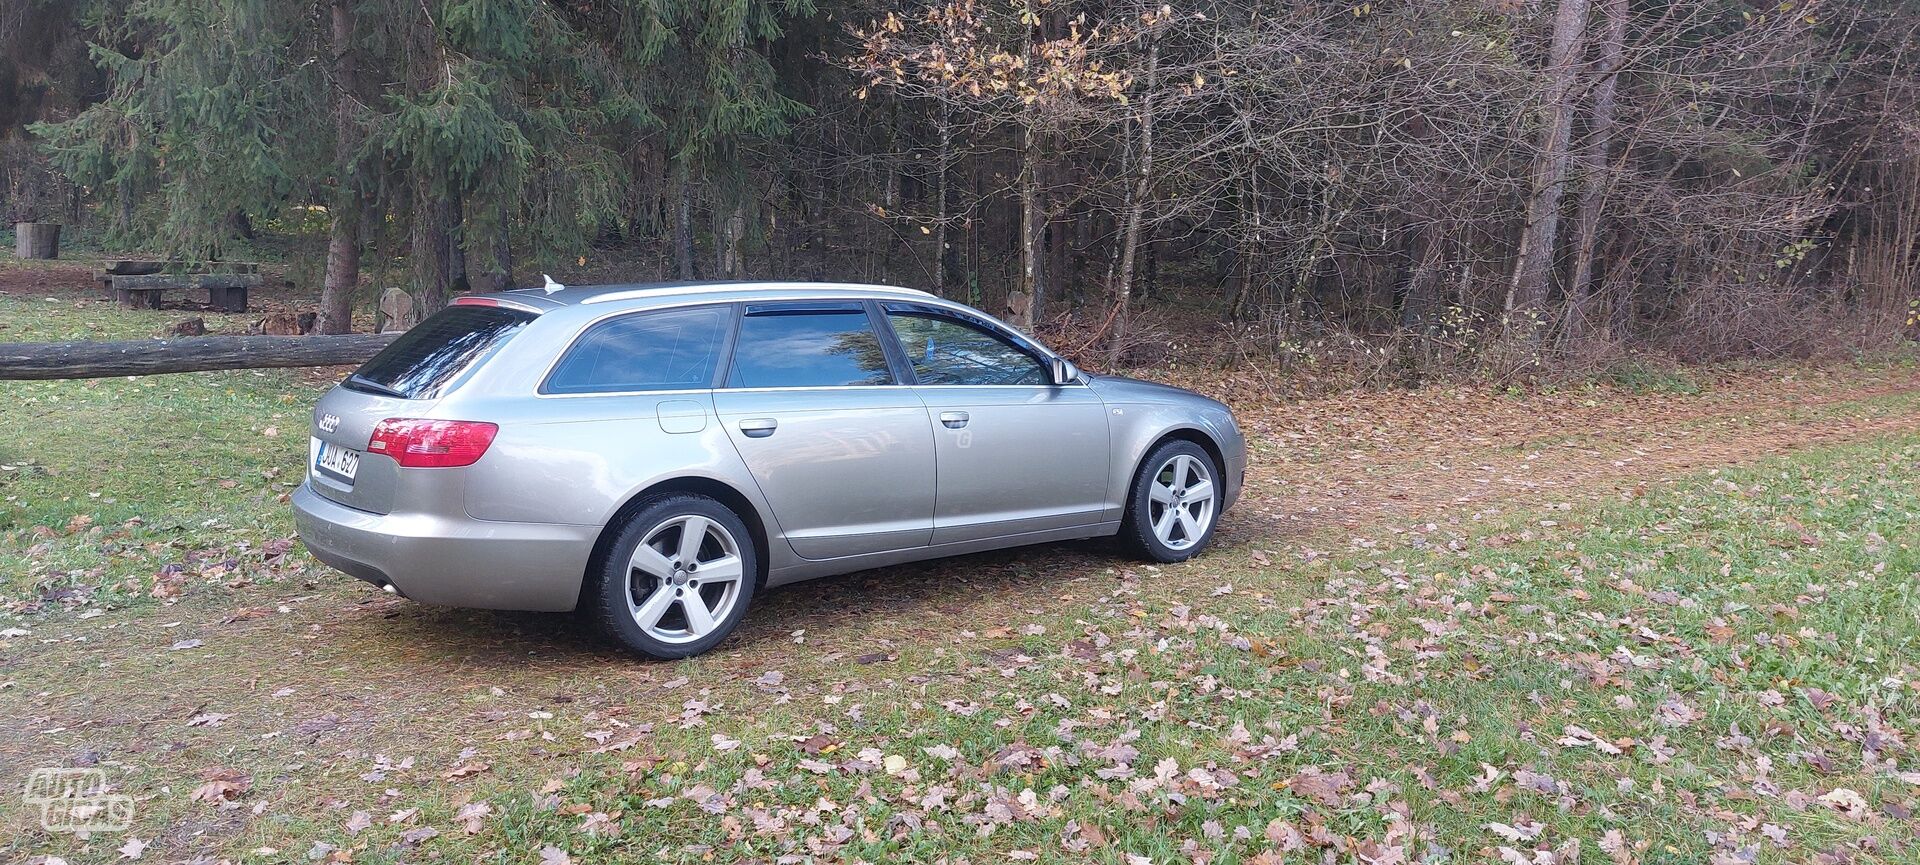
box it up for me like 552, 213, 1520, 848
738, 418, 778, 438
938, 411, 969, 429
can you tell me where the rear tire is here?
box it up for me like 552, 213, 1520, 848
1119, 440, 1222, 563
589, 495, 757, 660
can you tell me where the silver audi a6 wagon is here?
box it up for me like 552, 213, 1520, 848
294, 281, 1245, 658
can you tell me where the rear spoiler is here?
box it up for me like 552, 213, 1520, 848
451, 296, 545, 314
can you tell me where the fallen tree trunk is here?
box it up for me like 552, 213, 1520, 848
0, 334, 399, 380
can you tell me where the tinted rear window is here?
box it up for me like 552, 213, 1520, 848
348, 306, 534, 400
544, 306, 729, 394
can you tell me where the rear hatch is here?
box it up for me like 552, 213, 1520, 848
308, 305, 535, 513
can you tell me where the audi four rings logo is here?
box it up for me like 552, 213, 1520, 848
318, 413, 341, 433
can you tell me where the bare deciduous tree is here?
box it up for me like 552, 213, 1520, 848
1505, 0, 1591, 339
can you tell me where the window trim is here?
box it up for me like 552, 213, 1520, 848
535, 302, 739, 397
878, 302, 1054, 387
864, 300, 918, 385
721, 300, 902, 390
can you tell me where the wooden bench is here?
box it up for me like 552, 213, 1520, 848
95, 261, 261, 313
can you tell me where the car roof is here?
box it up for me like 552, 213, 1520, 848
475, 280, 937, 310
453, 278, 1067, 365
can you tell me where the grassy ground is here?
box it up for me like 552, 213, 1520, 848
4, 278, 1920, 864
0, 289, 317, 605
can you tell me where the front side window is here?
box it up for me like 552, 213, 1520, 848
726, 305, 894, 388
886, 311, 1047, 385
544, 306, 729, 395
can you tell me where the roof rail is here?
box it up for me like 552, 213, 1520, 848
579, 282, 935, 306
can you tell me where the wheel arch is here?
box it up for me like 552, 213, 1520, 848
1120, 425, 1226, 514
583, 476, 774, 605
1140, 426, 1227, 482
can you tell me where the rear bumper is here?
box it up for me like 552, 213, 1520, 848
292, 481, 597, 612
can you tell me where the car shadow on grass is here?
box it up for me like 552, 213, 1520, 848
356, 537, 1135, 665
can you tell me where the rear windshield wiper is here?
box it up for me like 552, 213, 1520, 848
345, 374, 409, 399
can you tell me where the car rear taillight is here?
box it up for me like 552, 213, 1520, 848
367, 419, 499, 468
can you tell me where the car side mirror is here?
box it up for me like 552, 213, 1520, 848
1049, 356, 1080, 386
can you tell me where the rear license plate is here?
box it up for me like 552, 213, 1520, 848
315, 441, 361, 484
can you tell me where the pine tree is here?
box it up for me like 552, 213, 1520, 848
34, 0, 809, 324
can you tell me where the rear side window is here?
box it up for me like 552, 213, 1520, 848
348, 306, 534, 400
726, 305, 894, 388
544, 306, 729, 394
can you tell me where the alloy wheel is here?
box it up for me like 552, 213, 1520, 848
1147, 453, 1216, 551
626, 514, 745, 644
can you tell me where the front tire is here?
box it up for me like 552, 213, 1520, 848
1119, 440, 1222, 563
589, 495, 757, 660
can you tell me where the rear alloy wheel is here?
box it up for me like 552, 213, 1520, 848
1120, 440, 1221, 563
592, 495, 756, 659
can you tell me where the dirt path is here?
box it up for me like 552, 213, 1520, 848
1230, 366, 1920, 542
4, 364, 1920, 854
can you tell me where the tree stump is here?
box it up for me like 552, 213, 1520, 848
379, 288, 418, 333
14, 223, 61, 259
252, 313, 305, 335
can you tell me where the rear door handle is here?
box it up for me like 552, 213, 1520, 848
738, 418, 778, 438
938, 411, 969, 429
